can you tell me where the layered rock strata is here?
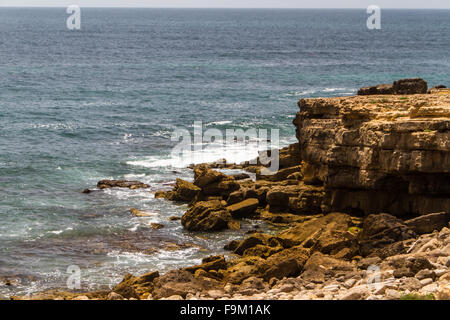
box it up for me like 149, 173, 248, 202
293, 93, 450, 216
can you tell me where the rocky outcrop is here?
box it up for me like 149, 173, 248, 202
358, 78, 428, 95
181, 200, 232, 231
164, 178, 201, 202
226, 198, 259, 218
392, 78, 428, 95
293, 92, 450, 216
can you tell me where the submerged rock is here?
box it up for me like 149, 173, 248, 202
358, 83, 394, 95
97, 180, 150, 190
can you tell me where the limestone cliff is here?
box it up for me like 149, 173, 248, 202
293, 93, 450, 216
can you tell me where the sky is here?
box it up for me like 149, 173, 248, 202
1, 1, 449, 9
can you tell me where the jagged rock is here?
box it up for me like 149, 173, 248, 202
288, 186, 325, 214
393, 78, 428, 94
224, 257, 266, 285
193, 166, 227, 188
405, 212, 450, 235
232, 233, 286, 259
358, 83, 394, 95
227, 190, 245, 205
358, 213, 416, 257
97, 180, 149, 190
226, 198, 259, 218
261, 246, 310, 281
112, 274, 141, 299
234, 233, 270, 255
181, 200, 232, 231
183, 255, 227, 273
167, 178, 201, 202
224, 240, 241, 251
112, 271, 160, 299
244, 187, 269, 204
266, 185, 302, 209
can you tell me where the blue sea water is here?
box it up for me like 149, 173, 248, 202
0, 8, 449, 296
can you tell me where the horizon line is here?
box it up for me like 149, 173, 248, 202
0, 6, 449, 10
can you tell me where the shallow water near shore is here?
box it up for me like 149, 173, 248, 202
1, 8, 450, 296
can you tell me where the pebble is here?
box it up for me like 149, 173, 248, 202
323, 284, 340, 292
384, 289, 401, 300
343, 278, 356, 289
420, 278, 433, 286
305, 283, 315, 290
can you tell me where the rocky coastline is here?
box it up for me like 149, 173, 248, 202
10, 79, 450, 300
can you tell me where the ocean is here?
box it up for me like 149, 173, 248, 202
0, 8, 449, 296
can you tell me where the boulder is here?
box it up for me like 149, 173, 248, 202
226, 198, 259, 219
266, 185, 302, 209
233, 233, 284, 256
168, 178, 200, 202
151, 270, 221, 299
358, 83, 394, 95
261, 246, 310, 281
358, 213, 417, 257
181, 200, 232, 231
112, 274, 141, 299
301, 252, 355, 284
405, 212, 450, 235
183, 255, 227, 273
393, 78, 428, 94
97, 180, 149, 190
193, 166, 227, 188
227, 190, 245, 205
112, 271, 160, 299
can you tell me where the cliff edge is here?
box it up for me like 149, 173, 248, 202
294, 93, 450, 216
